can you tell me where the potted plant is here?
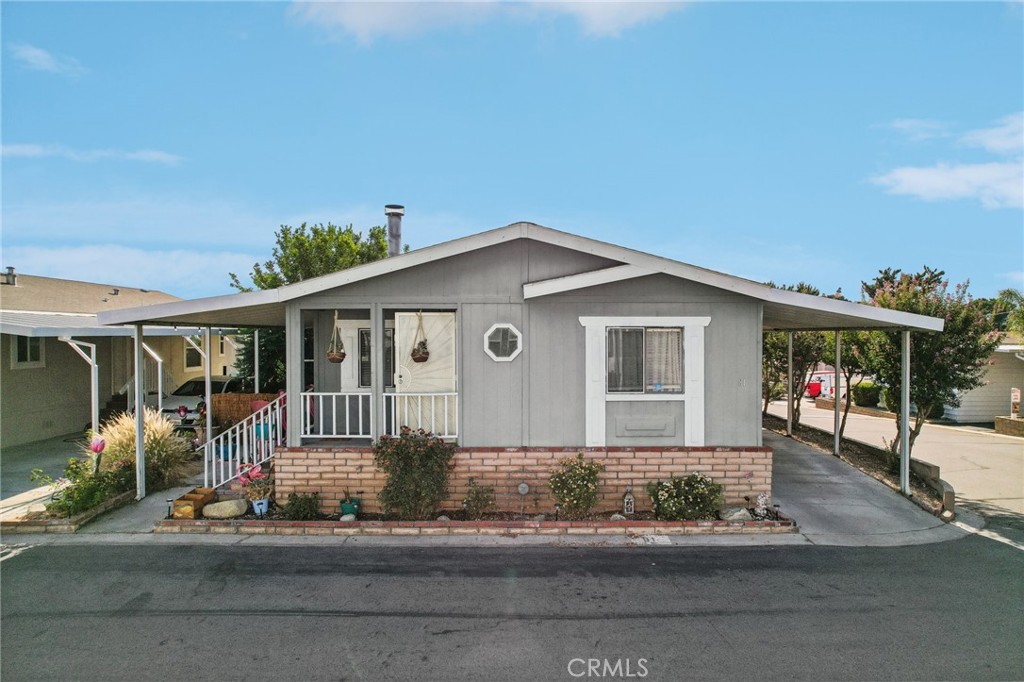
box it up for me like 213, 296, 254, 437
340, 490, 361, 517
238, 463, 272, 516
411, 339, 429, 363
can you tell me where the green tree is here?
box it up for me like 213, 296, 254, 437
761, 282, 828, 424
995, 288, 1024, 335
860, 268, 999, 464
229, 223, 389, 391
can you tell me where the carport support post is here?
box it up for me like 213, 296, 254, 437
900, 330, 911, 495
204, 326, 213, 447
133, 325, 146, 500
253, 328, 260, 393
833, 331, 841, 456
786, 332, 793, 436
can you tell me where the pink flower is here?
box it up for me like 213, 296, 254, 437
177, 405, 188, 418
89, 437, 105, 454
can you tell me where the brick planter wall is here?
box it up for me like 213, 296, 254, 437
995, 416, 1024, 438
274, 446, 772, 515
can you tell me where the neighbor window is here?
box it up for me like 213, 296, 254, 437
184, 337, 203, 369
11, 336, 44, 369
484, 323, 522, 362
606, 327, 683, 394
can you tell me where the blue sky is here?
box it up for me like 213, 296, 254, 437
3, 1, 1022, 300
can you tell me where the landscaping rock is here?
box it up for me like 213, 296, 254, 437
340, 513, 357, 522
533, 514, 547, 522
202, 499, 248, 519
720, 506, 753, 521
436, 515, 451, 522
610, 513, 627, 521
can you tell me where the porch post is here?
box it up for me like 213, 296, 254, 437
284, 302, 302, 447
371, 303, 384, 440
786, 331, 793, 437
253, 328, 261, 393
900, 330, 911, 495
204, 326, 213, 447
833, 330, 841, 456
133, 324, 146, 500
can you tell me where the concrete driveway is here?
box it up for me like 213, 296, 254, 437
769, 401, 1024, 515
0, 433, 85, 499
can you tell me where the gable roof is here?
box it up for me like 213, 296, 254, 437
97, 222, 945, 332
0, 273, 229, 338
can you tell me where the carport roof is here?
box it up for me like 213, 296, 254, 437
97, 222, 944, 333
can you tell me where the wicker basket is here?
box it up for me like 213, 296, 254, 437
327, 350, 346, 363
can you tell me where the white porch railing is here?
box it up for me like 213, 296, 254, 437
204, 395, 285, 489
301, 391, 373, 439
384, 393, 458, 439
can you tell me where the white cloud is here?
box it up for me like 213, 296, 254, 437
0, 244, 261, 299
884, 118, 950, 141
2, 144, 183, 166
8, 43, 86, 77
288, 0, 686, 42
961, 112, 1024, 156
871, 160, 1023, 210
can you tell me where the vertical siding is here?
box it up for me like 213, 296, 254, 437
293, 240, 763, 449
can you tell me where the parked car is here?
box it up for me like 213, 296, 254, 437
162, 376, 240, 427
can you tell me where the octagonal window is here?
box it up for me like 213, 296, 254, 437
484, 323, 522, 362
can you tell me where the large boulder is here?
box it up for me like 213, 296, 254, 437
202, 499, 248, 519
720, 506, 753, 521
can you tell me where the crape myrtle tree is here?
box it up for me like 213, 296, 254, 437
859, 267, 999, 465
761, 282, 828, 424
229, 222, 389, 392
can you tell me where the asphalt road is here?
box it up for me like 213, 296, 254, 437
2, 539, 1022, 681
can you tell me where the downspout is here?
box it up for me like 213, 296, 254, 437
254, 328, 260, 393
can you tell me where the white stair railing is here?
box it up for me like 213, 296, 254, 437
204, 394, 286, 489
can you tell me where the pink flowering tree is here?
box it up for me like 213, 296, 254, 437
860, 267, 999, 463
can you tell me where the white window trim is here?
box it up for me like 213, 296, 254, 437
483, 323, 523, 362
10, 336, 45, 370
579, 316, 710, 447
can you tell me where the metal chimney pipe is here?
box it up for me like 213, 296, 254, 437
385, 204, 404, 257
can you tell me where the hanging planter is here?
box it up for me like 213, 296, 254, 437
411, 312, 429, 363
327, 311, 346, 363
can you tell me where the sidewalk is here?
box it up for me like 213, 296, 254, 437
768, 400, 1024, 515
1, 431, 986, 549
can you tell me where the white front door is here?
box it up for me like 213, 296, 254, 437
391, 312, 457, 435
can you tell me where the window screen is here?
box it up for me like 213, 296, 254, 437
607, 328, 644, 393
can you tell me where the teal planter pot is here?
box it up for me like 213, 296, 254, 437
340, 499, 361, 517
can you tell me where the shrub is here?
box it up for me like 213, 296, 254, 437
91, 408, 193, 491
373, 427, 456, 520
548, 453, 605, 520
283, 492, 322, 520
852, 381, 881, 407
463, 478, 496, 520
646, 472, 724, 521
31, 458, 133, 518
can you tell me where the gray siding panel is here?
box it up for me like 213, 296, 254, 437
459, 303, 524, 447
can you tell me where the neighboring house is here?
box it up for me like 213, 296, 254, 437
100, 221, 942, 512
0, 270, 237, 449
944, 333, 1024, 424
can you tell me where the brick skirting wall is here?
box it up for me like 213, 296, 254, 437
994, 416, 1024, 438
274, 446, 772, 515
